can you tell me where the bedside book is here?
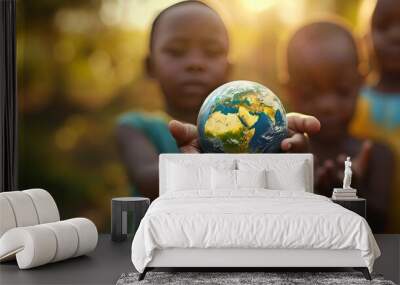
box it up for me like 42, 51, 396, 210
332, 188, 358, 199
332, 194, 358, 199
333, 188, 357, 193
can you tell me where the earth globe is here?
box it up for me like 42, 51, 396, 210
197, 80, 288, 153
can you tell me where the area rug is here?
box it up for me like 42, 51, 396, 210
116, 271, 395, 285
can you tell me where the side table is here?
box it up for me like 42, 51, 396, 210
111, 197, 150, 242
331, 198, 366, 219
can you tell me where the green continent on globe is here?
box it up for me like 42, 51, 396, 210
198, 80, 288, 153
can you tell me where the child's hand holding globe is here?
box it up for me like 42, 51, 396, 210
197, 80, 288, 153
168, 81, 321, 154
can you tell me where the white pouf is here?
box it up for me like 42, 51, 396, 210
0, 190, 98, 269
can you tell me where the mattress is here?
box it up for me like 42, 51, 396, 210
131, 190, 380, 273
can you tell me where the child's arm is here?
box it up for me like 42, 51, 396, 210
314, 141, 373, 197
115, 124, 159, 201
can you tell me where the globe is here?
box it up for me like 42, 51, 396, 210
197, 80, 288, 153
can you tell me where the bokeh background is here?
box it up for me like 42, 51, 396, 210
17, 0, 375, 232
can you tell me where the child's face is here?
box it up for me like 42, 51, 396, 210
148, 4, 230, 114
371, 0, 400, 74
287, 39, 362, 141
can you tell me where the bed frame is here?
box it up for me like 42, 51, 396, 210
138, 154, 372, 281
139, 248, 370, 280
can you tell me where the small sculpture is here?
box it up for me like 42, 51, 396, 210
332, 157, 357, 199
343, 157, 353, 189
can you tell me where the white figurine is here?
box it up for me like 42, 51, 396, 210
343, 157, 352, 189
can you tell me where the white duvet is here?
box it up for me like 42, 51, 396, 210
131, 190, 380, 273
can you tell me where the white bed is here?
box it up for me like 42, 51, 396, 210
131, 154, 380, 280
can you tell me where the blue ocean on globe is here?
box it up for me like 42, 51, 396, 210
197, 80, 288, 153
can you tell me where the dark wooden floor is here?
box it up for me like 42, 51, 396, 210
0, 234, 398, 284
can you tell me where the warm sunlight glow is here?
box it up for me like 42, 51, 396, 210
240, 0, 277, 13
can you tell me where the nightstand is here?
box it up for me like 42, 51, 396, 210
331, 198, 366, 219
111, 197, 150, 242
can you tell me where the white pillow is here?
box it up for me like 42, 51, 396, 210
236, 169, 267, 189
211, 169, 268, 191
167, 162, 211, 191
237, 159, 308, 191
266, 166, 306, 191
211, 168, 236, 191
166, 159, 236, 192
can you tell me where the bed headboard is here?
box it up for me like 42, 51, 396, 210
159, 153, 314, 196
